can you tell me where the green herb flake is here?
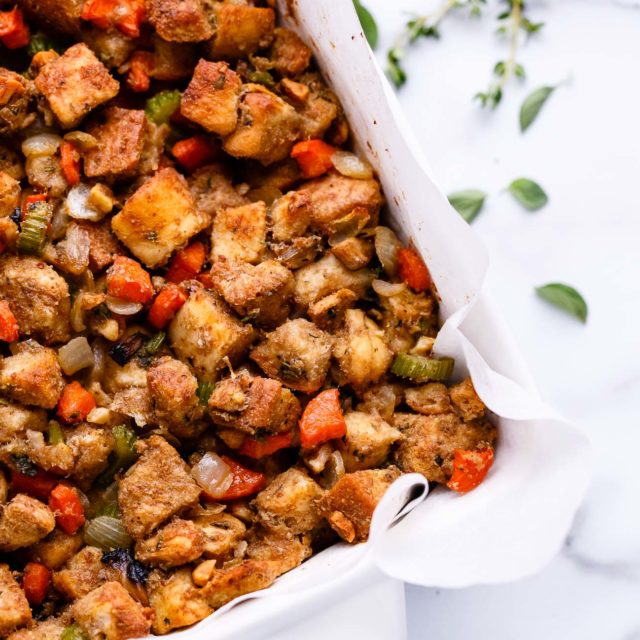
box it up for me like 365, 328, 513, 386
196, 380, 214, 406
507, 178, 548, 211
447, 189, 487, 223
535, 283, 588, 323
353, 0, 379, 49
520, 85, 555, 132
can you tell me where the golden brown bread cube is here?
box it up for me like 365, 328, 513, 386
245, 529, 311, 575
75, 220, 123, 272
5, 616, 66, 640
25, 155, 68, 197
17, 0, 83, 35
0, 145, 24, 181
7, 428, 75, 475
0, 564, 32, 637
188, 163, 248, 219
0, 255, 71, 344
307, 289, 358, 331
0, 69, 29, 136
331, 236, 374, 271
269, 190, 311, 242
210, 259, 294, 328
180, 60, 242, 136
449, 377, 486, 421
168, 288, 255, 380
211, 201, 267, 265
65, 424, 115, 491
251, 318, 333, 393
80, 26, 135, 68
392, 413, 497, 484
147, 0, 214, 42
296, 82, 340, 141
53, 546, 115, 600
0, 341, 65, 409
0, 493, 55, 552
223, 85, 301, 165
207, 3, 275, 58
270, 236, 321, 271
111, 167, 208, 268
34, 43, 119, 129
269, 27, 312, 76
0, 171, 20, 216
192, 511, 246, 559
135, 518, 205, 569
150, 36, 197, 80
70, 581, 152, 640
404, 383, 452, 416
254, 467, 325, 534
30, 529, 84, 570
0, 402, 47, 444
321, 467, 400, 543
118, 435, 202, 539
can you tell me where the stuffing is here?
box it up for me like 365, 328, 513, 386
147, 569, 212, 634
6, 428, 75, 475
0, 171, 20, 217
81, 26, 135, 68
0, 69, 29, 135
118, 435, 202, 539
293, 253, 374, 308
147, 0, 213, 42
333, 309, 393, 388
0, 341, 65, 409
270, 236, 321, 271
269, 190, 311, 242
168, 288, 255, 380
111, 167, 208, 268
0, 402, 47, 444
151, 36, 197, 80
74, 220, 123, 272
244, 158, 301, 193
250, 318, 333, 393
269, 27, 312, 76
65, 424, 115, 491
17, 0, 83, 35
6, 617, 66, 640
135, 518, 205, 569
211, 201, 267, 265
188, 164, 248, 220
102, 357, 148, 395
0, 564, 32, 637
392, 413, 497, 484
307, 288, 358, 331
0, 469, 6, 503
0, 493, 55, 552
404, 382, 452, 416
34, 43, 119, 129
30, 529, 84, 570
25, 155, 68, 197
70, 581, 152, 640
191, 511, 246, 559
254, 467, 325, 534
331, 236, 374, 271
210, 259, 295, 328
0, 255, 71, 344
320, 467, 400, 543
180, 60, 242, 136
449, 377, 486, 421
245, 530, 311, 575
207, 4, 275, 58
53, 546, 115, 600
0, 145, 24, 180
337, 411, 402, 472
109, 387, 153, 428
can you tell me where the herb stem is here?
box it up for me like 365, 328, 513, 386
496, 0, 522, 92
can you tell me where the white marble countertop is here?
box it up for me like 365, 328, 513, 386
361, 0, 640, 637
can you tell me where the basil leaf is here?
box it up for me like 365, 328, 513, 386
447, 189, 487, 223
520, 85, 555, 132
507, 178, 548, 211
535, 283, 588, 323
353, 0, 378, 49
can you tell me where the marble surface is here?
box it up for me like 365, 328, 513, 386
361, 0, 640, 637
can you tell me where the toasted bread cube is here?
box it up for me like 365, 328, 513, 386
0, 564, 31, 636
112, 167, 208, 268
10, 428, 75, 475
34, 43, 119, 129
66, 424, 115, 490
0, 255, 71, 344
223, 85, 301, 165
192, 511, 246, 559
208, 4, 275, 58
25, 154, 68, 197
332, 236, 374, 271
180, 60, 242, 136
119, 436, 202, 539
296, 77, 339, 140
449, 377, 486, 421
30, 529, 84, 570
392, 413, 497, 484
269, 27, 312, 76
0, 70, 29, 135
168, 288, 255, 380
251, 318, 333, 393
81, 26, 135, 68
308, 289, 358, 331
151, 36, 197, 80
321, 468, 400, 543
338, 411, 401, 472
404, 383, 452, 416
0, 494, 55, 552
211, 201, 267, 265
75, 220, 123, 272
269, 190, 311, 242
246, 530, 311, 575
53, 546, 114, 600
17, 0, 83, 35
135, 519, 205, 569
188, 163, 248, 219
148, 569, 212, 634
71, 582, 152, 640
147, 0, 213, 42
0, 145, 23, 180
210, 259, 294, 328
254, 467, 325, 534
5, 616, 66, 640
0, 402, 47, 444
0, 341, 65, 408
0, 171, 20, 217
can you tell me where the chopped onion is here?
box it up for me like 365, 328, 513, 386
303, 443, 333, 474
58, 337, 95, 375
192, 452, 233, 499
106, 295, 143, 316
87, 407, 112, 424
50, 203, 70, 241
375, 226, 402, 277
63, 130, 98, 150
331, 150, 374, 179
56, 224, 90, 275
322, 451, 345, 489
84, 516, 133, 550
372, 279, 406, 297
21, 133, 61, 157
65, 183, 106, 222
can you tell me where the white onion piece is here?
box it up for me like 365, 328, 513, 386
322, 451, 345, 488
63, 130, 98, 150
331, 150, 374, 180
106, 295, 143, 316
58, 337, 95, 375
372, 279, 406, 297
84, 516, 133, 550
50, 203, 70, 241
87, 407, 112, 424
56, 224, 90, 275
65, 183, 106, 222
192, 452, 233, 499
375, 226, 402, 277
21, 133, 61, 157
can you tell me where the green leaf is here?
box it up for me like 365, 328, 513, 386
520, 85, 555, 132
353, 0, 378, 49
386, 49, 407, 88
447, 189, 487, 223
507, 178, 548, 211
535, 283, 588, 323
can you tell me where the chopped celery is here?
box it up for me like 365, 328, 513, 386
27, 33, 60, 57
247, 70, 275, 87
95, 425, 137, 487
390, 353, 455, 382
196, 380, 214, 405
17, 201, 52, 256
145, 90, 182, 125
138, 331, 165, 357
84, 516, 132, 551
48, 420, 64, 445
61, 625, 89, 640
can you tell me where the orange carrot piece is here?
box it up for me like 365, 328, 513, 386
11, 468, 57, 500
49, 483, 85, 534
217, 456, 266, 500
290, 139, 336, 179
238, 432, 294, 459
171, 136, 218, 173
81, 0, 145, 38
22, 563, 52, 605
165, 242, 206, 284
148, 283, 187, 330
299, 388, 346, 449
0, 300, 19, 342
127, 51, 153, 93
447, 448, 495, 494
106, 256, 154, 304
57, 381, 96, 424
398, 246, 431, 292
59, 141, 81, 186
0, 7, 29, 49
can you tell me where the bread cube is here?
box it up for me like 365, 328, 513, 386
53, 546, 114, 600
135, 518, 205, 569
246, 530, 311, 575
0, 494, 55, 552
211, 201, 267, 265
65, 424, 115, 490
0, 69, 29, 135
269, 190, 311, 242
5, 616, 66, 640
449, 377, 486, 421
0, 564, 31, 637
404, 383, 452, 416
192, 511, 246, 559
75, 220, 123, 272
18, 0, 83, 35
0, 402, 47, 445
269, 27, 312, 76
147, 0, 213, 42
308, 289, 358, 331
0, 171, 20, 217
207, 4, 275, 58
188, 163, 248, 219
332, 236, 374, 271
202, 560, 279, 609
30, 528, 84, 570
25, 155, 67, 197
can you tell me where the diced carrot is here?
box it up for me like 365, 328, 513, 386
0, 299, 19, 342
126, 51, 153, 93
81, 0, 145, 38
299, 388, 346, 449
21, 193, 46, 220
397, 246, 431, 293
59, 141, 81, 186
22, 563, 52, 606
49, 483, 85, 535
165, 242, 206, 284
238, 432, 294, 459
171, 136, 218, 173
447, 448, 494, 494
106, 256, 154, 304
196, 270, 215, 289
11, 468, 58, 500
216, 456, 266, 500
0, 7, 30, 49
148, 283, 187, 330
57, 381, 96, 424
290, 139, 336, 179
